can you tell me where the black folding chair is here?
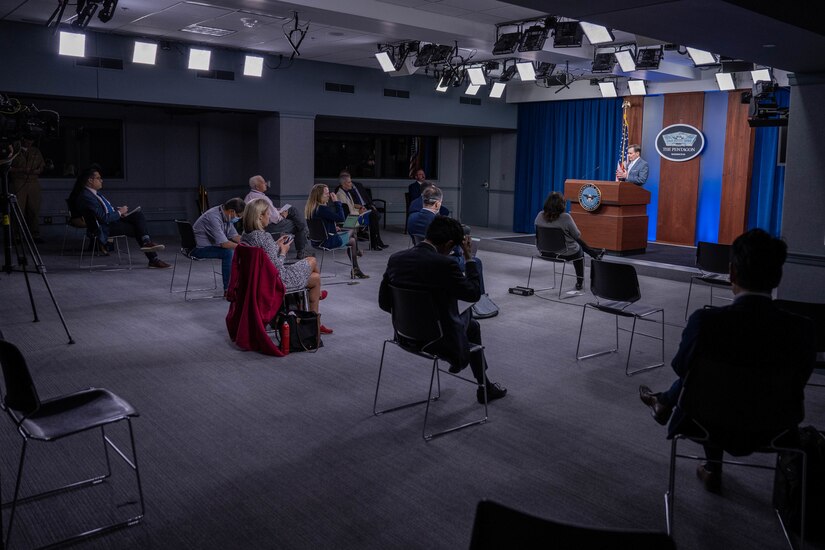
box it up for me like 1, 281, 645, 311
169, 219, 220, 300
373, 285, 488, 441
775, 299, 825, 388
0, 338, 144, 549
525, 226, 584, 298
684, 241, 733, 319
576, 259, 665, 375
665, 350, 809, 550
307, 217, 354, 280
469, 500, 675, 550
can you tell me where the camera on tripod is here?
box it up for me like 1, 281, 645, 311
0, 94, 60, 161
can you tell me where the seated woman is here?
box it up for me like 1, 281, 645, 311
535, 192, 605, 290
304, 183, 368, 279
242, 199, 332, 334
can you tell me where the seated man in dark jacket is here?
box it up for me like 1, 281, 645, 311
639, 229, 815, 492
379, 216, 506, 404
71, 166, 169, 268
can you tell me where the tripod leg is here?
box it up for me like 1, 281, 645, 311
8, 199, 39, 322
8, 194, 75, 344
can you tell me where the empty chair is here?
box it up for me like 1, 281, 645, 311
373, 285, 488, 441
525, 226, 584, 298
469, 500, 676, 550
684, 241, 732, 319
170, 219, 220, 300
307, 217, 353, 279
576, 259, 665, 376
0, 338, 144, 548
79, 210, 132, 270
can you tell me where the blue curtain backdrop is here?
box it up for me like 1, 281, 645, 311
747, 89, 789, 236
513, 98, 623, 232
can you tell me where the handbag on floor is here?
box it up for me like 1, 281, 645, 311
275, 311, 323, 352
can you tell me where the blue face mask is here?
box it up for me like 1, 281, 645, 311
230, 216, 241, 224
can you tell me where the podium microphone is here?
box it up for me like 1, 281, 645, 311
580, 164, 600, 181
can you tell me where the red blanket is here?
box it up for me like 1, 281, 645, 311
225, 245, 286, 356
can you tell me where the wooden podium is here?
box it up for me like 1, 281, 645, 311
563, 179, 650, 254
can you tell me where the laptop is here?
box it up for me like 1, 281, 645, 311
342, 213, 369, 229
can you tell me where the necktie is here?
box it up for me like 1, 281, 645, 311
96, 193, 115, 214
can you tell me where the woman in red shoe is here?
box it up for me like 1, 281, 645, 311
242, 199, 333, 334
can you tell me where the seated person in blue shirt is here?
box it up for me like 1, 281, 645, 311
71, 166, 170, 269
408, 186, 486, 294
192, 197, 245, 293
305, 183, 368, 279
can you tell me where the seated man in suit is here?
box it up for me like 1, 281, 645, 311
408, 168, 428, 203
335, 170, 388, 251
73, 166, 170, 269
407, 181, 449, 217
244, 175, 311, 259
379, 216, 506, 404
615, 144, 649, 186
639, 229, 815, 492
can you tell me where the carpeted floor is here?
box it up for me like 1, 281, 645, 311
0, 228, 823, 550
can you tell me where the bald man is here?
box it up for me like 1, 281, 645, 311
244, 175, 310, 259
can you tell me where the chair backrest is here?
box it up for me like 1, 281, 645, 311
410, 234, 425, 246
774, 299, 825, 355
589, 260, 641, 303
535, 226, 568, 256
65, 198, 86, 227
306, 217, 329, 243
469, 500, 676, 550
0, 339, 42, 415
80, 209, 101, 238
678, 305, 813, 453
695, 241, 731, 275
175, 219, 197, 251
389, 285, 443, 346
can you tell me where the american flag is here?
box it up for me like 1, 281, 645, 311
408, 136, 421, 178
616, 100, 630, 181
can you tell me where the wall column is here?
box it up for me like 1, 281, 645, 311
258, 112, 316, 209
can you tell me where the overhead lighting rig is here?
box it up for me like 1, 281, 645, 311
635, 47, 663, 70
415, 43, 453, 67
47, 0, 119, 31
375, 41, 420, 72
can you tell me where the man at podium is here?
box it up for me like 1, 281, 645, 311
616, 144, 649, 186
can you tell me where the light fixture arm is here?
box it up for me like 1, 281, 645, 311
283, 11, 310, 60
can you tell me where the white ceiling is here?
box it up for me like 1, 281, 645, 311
2, 0, 823, 86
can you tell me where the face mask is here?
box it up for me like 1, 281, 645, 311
230, 216, 241, 224
265, 180, 271, 190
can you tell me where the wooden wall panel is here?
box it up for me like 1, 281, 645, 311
656, 92, 704, 245
625, 96, 644, 146
718, 92, 755, 244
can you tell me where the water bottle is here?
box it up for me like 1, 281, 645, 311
280, 320, 290, 355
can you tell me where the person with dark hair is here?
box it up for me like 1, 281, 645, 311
73, 166, 170, 268
335, 170, 388, 251
639, 228, 815, 492
535, 192, 604, 290
408, 168, 428, 203
192, 197, 246, 292
379, 216, 507, 404
616, 144, 649, 185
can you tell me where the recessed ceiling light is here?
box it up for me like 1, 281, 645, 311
188, 48, 211, 71
58, 31, 86, 57
762, 44, 776, 48
244, 55, 264, 77
329, 31, 345, 37
132, 41, 157, 65
181, 24, 235, 37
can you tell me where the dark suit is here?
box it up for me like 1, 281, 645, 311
76, 187, 156, 257
624, 157, 649, 186
379, 243, 486, 381
406, 209, 436, 239
408, 196, 449, 216
408, 180, 425, 202
662, 294, 815, 450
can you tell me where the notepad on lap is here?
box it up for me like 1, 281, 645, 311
341, 215, 362, 229
124, 206, 141, 217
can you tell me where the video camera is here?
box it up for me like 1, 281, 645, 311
0, 94, 60, 161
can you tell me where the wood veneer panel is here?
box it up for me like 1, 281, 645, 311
656, 92, 704, 245
718, 91, 755, 244
625, 96, 644, 146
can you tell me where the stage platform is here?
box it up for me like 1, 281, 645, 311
471, 228, 700, 284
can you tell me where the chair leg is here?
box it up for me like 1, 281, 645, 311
576, 305, 620, 360
169, 253, 179, 293
665, 437, 678, 536
526, 257, 535, 288
685, 278, 695, 320
4, 439, 30, 548
373, 340, 436, 416
625, 310, 666, 376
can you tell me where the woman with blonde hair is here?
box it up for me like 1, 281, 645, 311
305, 183, 367, 279
242, 198, 332, 334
